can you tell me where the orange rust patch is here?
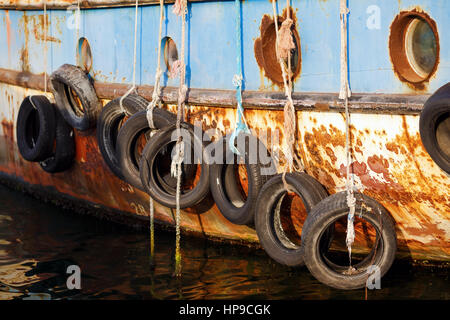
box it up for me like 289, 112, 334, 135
314, 102, 330, 111
254, 8, 301, 88
386, 141, 400, 154
34, 14, 61, 43
1, 120, 14, 143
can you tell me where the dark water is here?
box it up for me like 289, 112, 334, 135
0, 184, 448, 300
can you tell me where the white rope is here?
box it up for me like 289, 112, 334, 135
172, 0, 188, 277
146, 0, 165, 129
28, 96, 38, 109
119, 0, 139, 114
339, 0, 351, 100
339, 0, 356, 264
271, 0, 303, 190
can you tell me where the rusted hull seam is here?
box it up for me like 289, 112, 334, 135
0, 68, 428, 114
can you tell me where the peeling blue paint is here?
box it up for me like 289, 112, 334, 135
0, 0, 449, 94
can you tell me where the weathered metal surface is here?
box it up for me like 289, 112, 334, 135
1, 1, 449, 94
0, 82, 449, 262
0, 1, 449, 263
0, 68, 430, 114
0, 0, 220, 10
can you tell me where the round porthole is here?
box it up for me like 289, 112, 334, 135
389, 11, 439, 84
76, 37, 93, 73
254, 15, 301, 86
162, 37, 178, 73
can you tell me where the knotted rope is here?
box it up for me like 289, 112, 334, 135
271, 0, 303, 190
339, 0, 356, 265
229, 0, 250, 155
171, 0, 188, 277
119, 0, 139, 114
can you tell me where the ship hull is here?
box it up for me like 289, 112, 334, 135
0, 0, 449, 262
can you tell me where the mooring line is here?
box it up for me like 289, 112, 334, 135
229, 0, 250, 156
339, 0, 357, 270
271, 0, 304, 191
171, 0, 189, 278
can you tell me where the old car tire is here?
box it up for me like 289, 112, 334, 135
419, 83, 450, 174
50, 64, 101, 131
97, 94, 148, 179
139, 123, 210, 208
254, 172, 328, 267
301, 192, 397, 290
39, 108, 75, 173
116, 108, 175, 191
209, 133, 275, 225
16, 96, 56, 162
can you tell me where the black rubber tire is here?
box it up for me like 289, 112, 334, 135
209, 133, 275, 225
419, 82, 450, 174
39, 108, 75, 173
255, 172, 329, 266
50, 64, 101, 131
301, 192, 397, 290
116, 108, 176, 191
139, 122, 211, 208
97, 94, 149, 179
16, 95, 56, 162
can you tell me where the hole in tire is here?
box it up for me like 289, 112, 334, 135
25, 107, 40, 148
273, 192, 307, 249
320, 215, 381, 274
64, 85, 85, 117
436, 113, 450, 161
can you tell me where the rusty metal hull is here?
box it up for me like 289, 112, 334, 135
0, 1, 449, 263
0, 81, 449, 262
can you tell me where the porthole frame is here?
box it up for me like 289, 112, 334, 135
76, 37, 93, 73
389, 10, 439, 85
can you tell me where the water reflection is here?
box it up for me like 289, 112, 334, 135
0, 184, 448, 300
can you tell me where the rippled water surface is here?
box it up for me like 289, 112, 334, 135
0, 184, 448, 300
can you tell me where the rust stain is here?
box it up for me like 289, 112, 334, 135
34, 14, 61, 43
254, 8, 301, 88
5, 10, 12, 64
19, 12, 30, 72
0, 83, 449, 261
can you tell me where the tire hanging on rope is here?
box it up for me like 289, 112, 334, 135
209, 0, 273, 226
338, 0, 358, 268
16, 96, 57, 162
301, 192, 397, 290
255, 172, 330, 266
97, 94, 148, 180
